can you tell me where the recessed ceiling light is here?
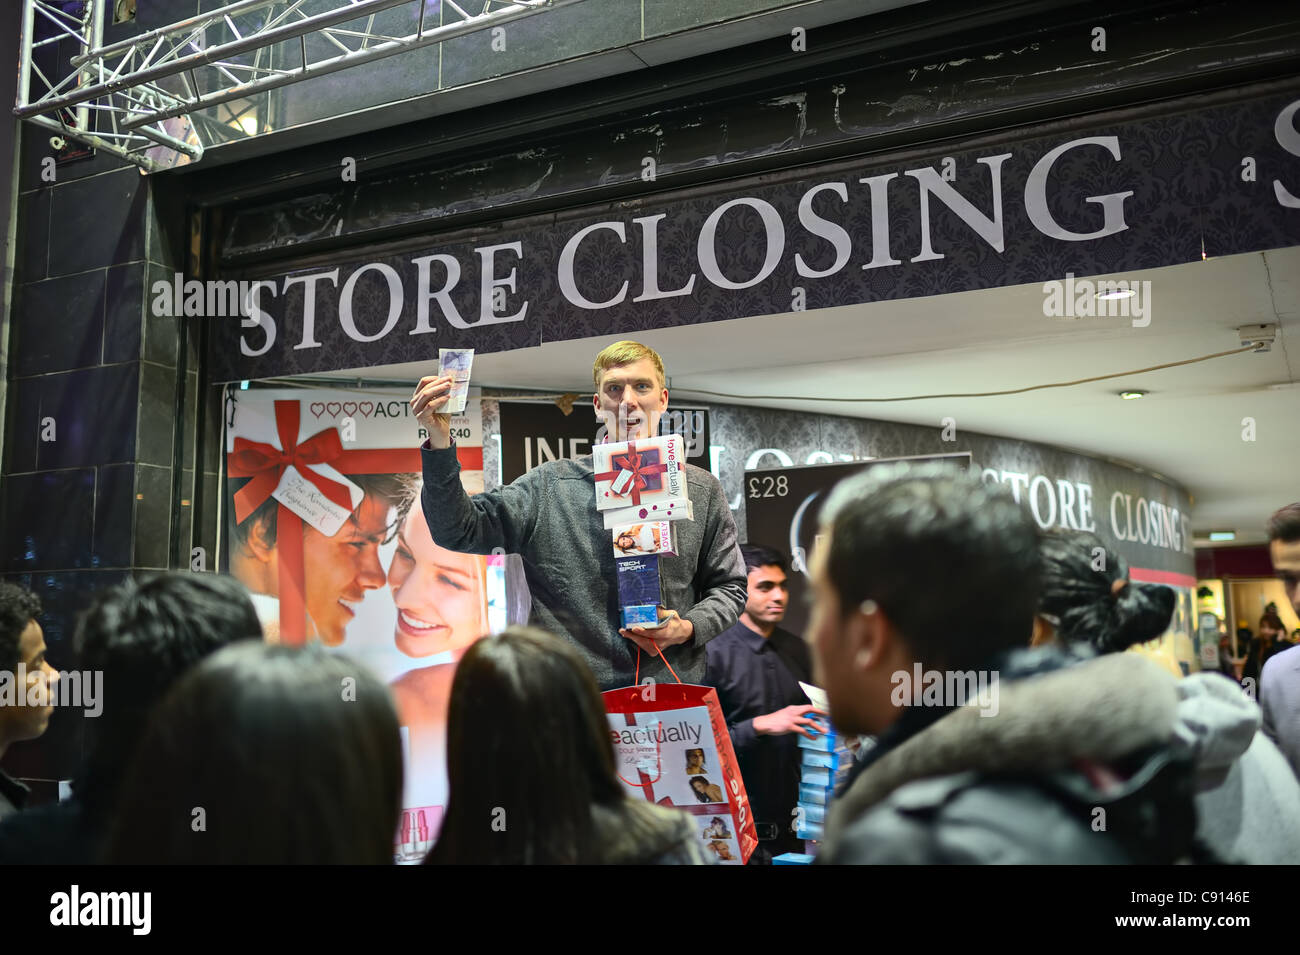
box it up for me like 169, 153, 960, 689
1208, 531, 1236, 542
1118, 390, 1145, 400
1096, 288, 1137, 301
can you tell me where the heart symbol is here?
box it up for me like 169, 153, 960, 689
358, 401, 374, 418
310, 402, 326, 418
342, 402, 359, 418
326, 402, 342, 418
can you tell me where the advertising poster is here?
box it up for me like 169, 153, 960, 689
743, 454, 972, 637
223, 387, 515, 862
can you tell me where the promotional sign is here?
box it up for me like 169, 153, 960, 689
223, 387, 510, 861
497, 400, 710, 484
742, 449, 1198, 672
742, 454, 972, 638
604, 683, 760, 865
213, 91, 1300, 381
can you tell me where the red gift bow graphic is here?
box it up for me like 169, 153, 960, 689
227, 400, 420, 645
593, 444, 668, 506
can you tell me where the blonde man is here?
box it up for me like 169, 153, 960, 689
411, 341, 746, 689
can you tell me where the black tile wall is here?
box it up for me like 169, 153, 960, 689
47, 169, 147, 276
104, 263, 145, 364
132, 464, 172, 570
13, 269, 107, 376
136, 362, 176, 468
35, 364, 140, 470
15, 188, 50, 285
0, 469, 96, 572
142, 265, 180, 366
93, 463, 136, 569
2, 376, 42, 474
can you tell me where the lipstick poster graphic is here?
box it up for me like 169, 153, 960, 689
223, 387, 514, 863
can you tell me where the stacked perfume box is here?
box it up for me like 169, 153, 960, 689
599, 435, 696, 629
594, 434, 691, 528
794, 716, 855, 843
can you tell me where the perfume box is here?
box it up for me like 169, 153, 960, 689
616, 554, 663, 629
593, 435, 687, 513
602, 498, 693, 530
611, 521, 677, 558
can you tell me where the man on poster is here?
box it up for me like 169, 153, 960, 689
411, 341, 746, 689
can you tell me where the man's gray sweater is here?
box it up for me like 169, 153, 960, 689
421, 442, 747, 690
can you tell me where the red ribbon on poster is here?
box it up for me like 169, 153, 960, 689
593, 445, 669, 506
227, 400, 420, 645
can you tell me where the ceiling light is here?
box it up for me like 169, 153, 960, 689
236, 116, 258, 136
1096, 288, 1137, 301
1208, 531, 1236, 542
1118, 390, 1145, 400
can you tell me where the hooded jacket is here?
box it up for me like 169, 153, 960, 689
821, 648, 1206, 864
1173, 672, 1300, 864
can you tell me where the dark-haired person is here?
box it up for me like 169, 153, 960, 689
105, 642, 402, 864
812, 463, 1202, 864
705, 544, 822, 862
427, 626, 712, 864
412, 341, 746, 690
1262, 503, 1300, 780
0, 573, 260, 863
1242, 606, 1290, 692
229, 472, 417, 644
0, 583, 58, 820
1032, 529, 1300, 864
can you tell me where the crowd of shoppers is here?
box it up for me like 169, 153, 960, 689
1, 467, 1297, 865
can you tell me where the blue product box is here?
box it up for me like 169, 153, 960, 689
616, 555, 662, 626
798, 730, 847, 753
772, 853, 816, 865
620, 604, 660, 628
800, 765, 851, 788
801, 749, 855, 772
798, 802, 826, 824
796, 822, 824, 841
798, 784, 833, 806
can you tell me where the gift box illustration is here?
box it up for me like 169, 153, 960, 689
226, 398, 420, 645
593, 435, 687, 512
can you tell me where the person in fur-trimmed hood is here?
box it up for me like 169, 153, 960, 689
1031, 528, 1300, 865
809, 464, 1204, 865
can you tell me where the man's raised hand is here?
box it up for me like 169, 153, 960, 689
411, 374, 454, 449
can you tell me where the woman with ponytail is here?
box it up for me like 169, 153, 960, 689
1031, 528, 1300, 864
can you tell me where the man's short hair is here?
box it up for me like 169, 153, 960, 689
740, 544, 787, 575
230, 471, 418, 549
1267, 503, 1300, 543
0, 582, 41, 673
592, 341, 666, 390
819, 462, 1041, 671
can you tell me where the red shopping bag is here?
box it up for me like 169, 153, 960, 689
603, 681, 759, 864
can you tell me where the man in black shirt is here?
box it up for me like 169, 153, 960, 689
705, 545, 824, 862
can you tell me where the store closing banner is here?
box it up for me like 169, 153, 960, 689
211, 90, 1300, 381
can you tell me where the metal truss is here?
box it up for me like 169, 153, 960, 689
15, 0, 586, 174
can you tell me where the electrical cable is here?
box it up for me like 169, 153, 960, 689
667, 344, 1261, 403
